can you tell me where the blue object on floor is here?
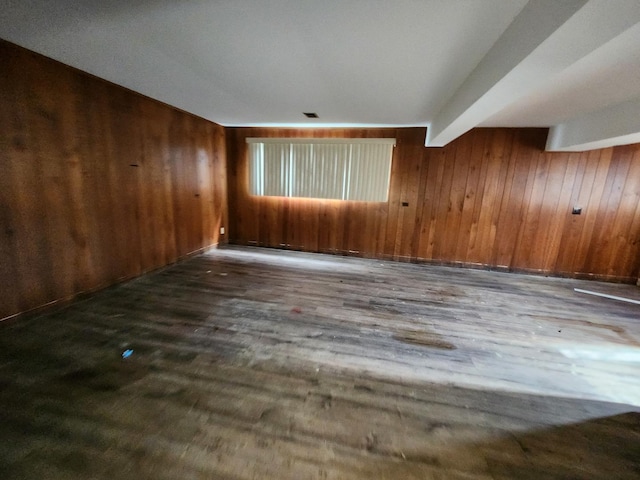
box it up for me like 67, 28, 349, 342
122, 349, 134, 359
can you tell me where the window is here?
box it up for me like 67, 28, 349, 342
247, 138, 395, 202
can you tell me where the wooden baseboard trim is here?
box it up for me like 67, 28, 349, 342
228, 241, 636, 284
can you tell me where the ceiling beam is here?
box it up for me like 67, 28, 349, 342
425, 0, 640, 147
546, 98, 640, 151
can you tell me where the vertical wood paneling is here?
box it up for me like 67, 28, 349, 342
431, 141, 457, 262
396, 129, 424, 261
383, 133, 405, 258
455, 129, 486, 263
617, 148, 640, 277
0, 41, 227, 320
495, 131, 538, 269
227, 127, 640, 283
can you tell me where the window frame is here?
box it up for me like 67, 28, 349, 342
246, 137, 395, 202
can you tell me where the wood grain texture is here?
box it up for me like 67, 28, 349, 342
1, 246, 639, 479
226, 127, 640, 282
0, 40, 228, 320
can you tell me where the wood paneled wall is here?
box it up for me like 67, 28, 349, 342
0, 41, 228, 320
227, 127, 640, 283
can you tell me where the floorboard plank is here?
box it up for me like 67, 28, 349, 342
1, 246, 639, 479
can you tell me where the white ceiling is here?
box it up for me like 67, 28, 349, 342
2, 0, 640, 150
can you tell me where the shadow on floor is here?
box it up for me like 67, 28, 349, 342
0, 353, 638, 480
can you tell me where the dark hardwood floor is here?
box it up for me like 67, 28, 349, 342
1, 246, 639, 479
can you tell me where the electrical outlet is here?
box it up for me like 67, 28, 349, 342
220, 227, 225, 235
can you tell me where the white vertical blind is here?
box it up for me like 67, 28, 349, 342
247, 138, 394, 201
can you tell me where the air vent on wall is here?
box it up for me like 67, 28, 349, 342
303, 112, 319, 118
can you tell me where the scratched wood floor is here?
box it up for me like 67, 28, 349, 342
1, 246, 639, 479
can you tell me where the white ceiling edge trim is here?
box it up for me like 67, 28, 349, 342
425, 0, 640, 148
246, 138, 396, 145
225, 123, 426, 129
546, 133, 640, 152
546, 98, 640, 151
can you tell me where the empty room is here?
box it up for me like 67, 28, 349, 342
1, 1, 640, 479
